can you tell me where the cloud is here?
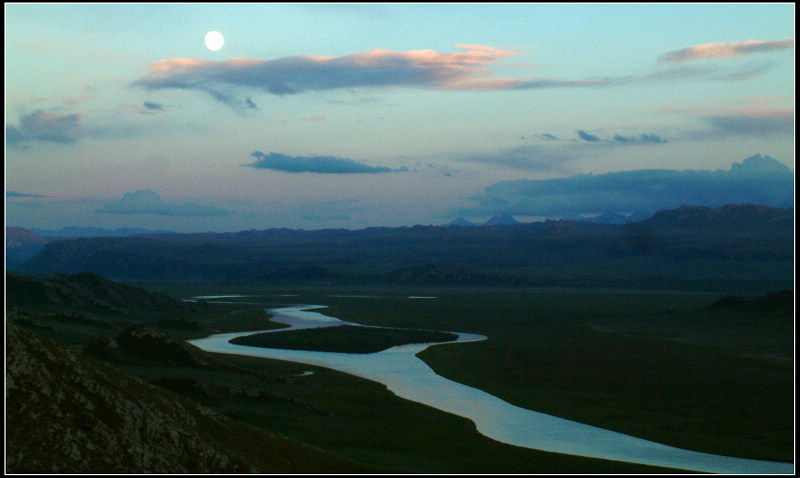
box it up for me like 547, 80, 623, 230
613, 133, 666, 144
7, 191, 51, 198
97, 189, 233, 217
6, 110, 83, 148
462, 144, 577, 173
6, 191, 57, 202
142, 101, 165, 111
674, 108, 795, 141
701, 112, 794, 138
659, 38, 794, 63
133, 45, 523, 99
130, 40, 790, 111
244, 151, 405, 174
659, 103, 794, 140
577, 130, 601, 142
463, 128, 669, 173
579, 130, 666, 144
454, 154, 794, 219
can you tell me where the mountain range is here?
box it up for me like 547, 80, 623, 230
11, 203, 794, 292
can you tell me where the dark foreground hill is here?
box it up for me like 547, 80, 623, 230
6, 323, 377, 474
6, 271, 203, 315
6, 226, 48, 268
17, 204, 794, 292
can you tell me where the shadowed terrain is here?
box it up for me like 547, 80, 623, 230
6, 322, 379, 474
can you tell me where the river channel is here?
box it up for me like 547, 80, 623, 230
187, 303, 793, 474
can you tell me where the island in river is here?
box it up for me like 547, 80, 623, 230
230, 324, 458, 354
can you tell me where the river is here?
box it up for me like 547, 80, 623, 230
187, 303, 793, 474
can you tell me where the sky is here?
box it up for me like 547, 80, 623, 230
5, 3, 795, 233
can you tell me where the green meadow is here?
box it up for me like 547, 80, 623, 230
139, 285, 793, 468
12, 275, 792, 472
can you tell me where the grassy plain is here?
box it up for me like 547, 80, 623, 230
114, 337, 678, 473
165, 285, 793, 464
23, 279, 791, 472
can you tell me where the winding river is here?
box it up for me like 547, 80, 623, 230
187, 303, 793, 474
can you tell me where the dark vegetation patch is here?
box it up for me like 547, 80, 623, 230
588, 289, 793, 360
230, 325, 458, 354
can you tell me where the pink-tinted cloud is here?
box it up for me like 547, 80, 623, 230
659, 38, 794, 63
133, 45, 528, 100
659, 102, 794, 120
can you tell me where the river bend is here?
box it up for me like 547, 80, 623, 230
187, 304, 793, 474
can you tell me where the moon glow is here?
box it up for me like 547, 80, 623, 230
204, 31, 224, 51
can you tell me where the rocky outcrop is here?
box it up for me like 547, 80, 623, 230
5, 323, 374, 473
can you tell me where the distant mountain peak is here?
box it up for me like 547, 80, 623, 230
6, 227, 47, 248
445, 217, 476, 227
730, 154, 792, 175
483, 214, 519, 226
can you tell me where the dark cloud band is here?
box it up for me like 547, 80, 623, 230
244, 151, 403, 174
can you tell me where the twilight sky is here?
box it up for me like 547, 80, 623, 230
5, 3, 795, 232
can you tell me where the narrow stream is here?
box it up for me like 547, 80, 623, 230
187, 304, 793, 474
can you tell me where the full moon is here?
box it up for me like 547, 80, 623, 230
204, 31, 224, 51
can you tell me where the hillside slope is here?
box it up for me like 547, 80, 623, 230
6, 226, 48, 268
6, 272, 201, 315
6, 323, 378, 474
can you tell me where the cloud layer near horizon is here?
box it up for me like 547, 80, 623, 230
455, 154, 794, 219
97, 189, 233, 217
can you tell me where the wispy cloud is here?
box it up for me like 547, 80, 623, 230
463, 128, 669, 173
612, 133, 666, 144
700, 112, 794, 139
6, 191, 83, 203
659, 38, 794, 63
663, 104, 794, 140
6, 191, 56, 203
461, 144, 576, 173
244, 151, 406, 174
97, 189, 234, 217
130, 38, 793, 112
